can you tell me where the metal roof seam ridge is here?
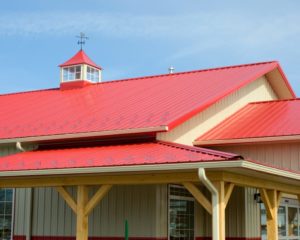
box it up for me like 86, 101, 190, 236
104, 60, 278, 85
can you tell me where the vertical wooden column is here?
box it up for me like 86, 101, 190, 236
214, 181, 226, 240
260, 189, 278, 240
76, 185, 89, 240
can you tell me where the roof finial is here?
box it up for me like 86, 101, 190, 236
76, 32, 89, 50
168, 66, 175, 74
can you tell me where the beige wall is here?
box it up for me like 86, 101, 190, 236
14, 185, 168, 238
215, 141, 300, 173
244, 188, 261, 238
157, 76, 278, 146
194, 186, 255, 238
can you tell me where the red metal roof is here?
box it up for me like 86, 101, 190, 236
0, 141, 241, 172
59, 50, 102, 69
196, 99, 300, 144
0, 61, 293, 141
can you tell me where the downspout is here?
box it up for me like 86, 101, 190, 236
198, 168, 219, 240
16, 142, 33, 240
16, 142, 26, 152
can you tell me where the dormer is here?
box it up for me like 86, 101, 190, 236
59, 50, 102, 90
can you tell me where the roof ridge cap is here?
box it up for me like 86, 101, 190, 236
0, 60, 278, 95
100, 60, 279, 85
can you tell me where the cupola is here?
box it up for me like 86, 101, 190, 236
59, 50, 102, 90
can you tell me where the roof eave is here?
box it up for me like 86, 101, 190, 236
194, 134, 300, 146
0, 126, 169, 145
0, 160, 299, 183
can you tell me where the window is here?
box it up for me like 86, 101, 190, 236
87, 66, 99, 82
169, 185, 194, 240
63, 66, 81, 81
0, 189, 13, 240
261, 198, 300, 240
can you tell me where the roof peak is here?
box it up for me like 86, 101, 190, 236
106, 60, 279, 84
59, 49, 102, 69
0, 60, 280, 97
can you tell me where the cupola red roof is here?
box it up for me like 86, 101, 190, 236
59, 50, 102, 69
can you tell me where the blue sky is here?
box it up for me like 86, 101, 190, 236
0, 0, 300, 95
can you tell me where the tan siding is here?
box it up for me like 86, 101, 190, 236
215, 142, 300, 173
244, 188, 261, 238
14, 188, 31, 235
28, 185, 164, 238
155, 185, 168, 237
157, 76, 278, 145
226, 186, 245, 237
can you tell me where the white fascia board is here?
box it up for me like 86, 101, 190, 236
0, 160, 299, 182
194, 135, 300, 146
0, 126, 168, 144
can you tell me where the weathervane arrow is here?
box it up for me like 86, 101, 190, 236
76, 32, 89, 50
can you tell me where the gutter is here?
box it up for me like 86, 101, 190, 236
0, 160, 298, 181
194, 134, 300, 146
16, 142, 26, 152
198, 168, 219, 240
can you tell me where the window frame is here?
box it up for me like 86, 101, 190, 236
168, 184, 195, 240
86, 66, 100, 83
62, 65, 82, 82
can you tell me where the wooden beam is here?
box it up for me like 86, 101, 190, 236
56, 186, 77, 214
207, 171, 300, 195
0, 172, 199, 188
183, 182, 212, 215
224, 183, 234, 208
259, 188, 273, 220
213, 181, 226, 240
85, 185, 112, 216
76, 185, 89, 240
259, 189, 278, 240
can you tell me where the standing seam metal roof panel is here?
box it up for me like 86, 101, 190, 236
197, 99, 300, 141
0, 61, 292, 140
0, 141, 241, 172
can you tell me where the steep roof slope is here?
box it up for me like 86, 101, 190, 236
0, 61, 294, 142
195, 99, 300, 145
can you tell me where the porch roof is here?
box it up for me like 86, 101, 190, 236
0, 141, 241, 176
195, 98, 300, 145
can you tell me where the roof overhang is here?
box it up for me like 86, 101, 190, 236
194, 134, 300, 146
265, 65, 296, 99
0, 126, 168, 144
0, 159, 298, 181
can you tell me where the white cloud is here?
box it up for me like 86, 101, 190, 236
0, 10, 299, 61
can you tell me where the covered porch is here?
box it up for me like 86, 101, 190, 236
0, 141, 299, 240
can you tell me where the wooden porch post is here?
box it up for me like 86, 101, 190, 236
260, 189, 278, 240
77, 185, 89, 240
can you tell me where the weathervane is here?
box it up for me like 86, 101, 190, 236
76, 32, 88, 50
